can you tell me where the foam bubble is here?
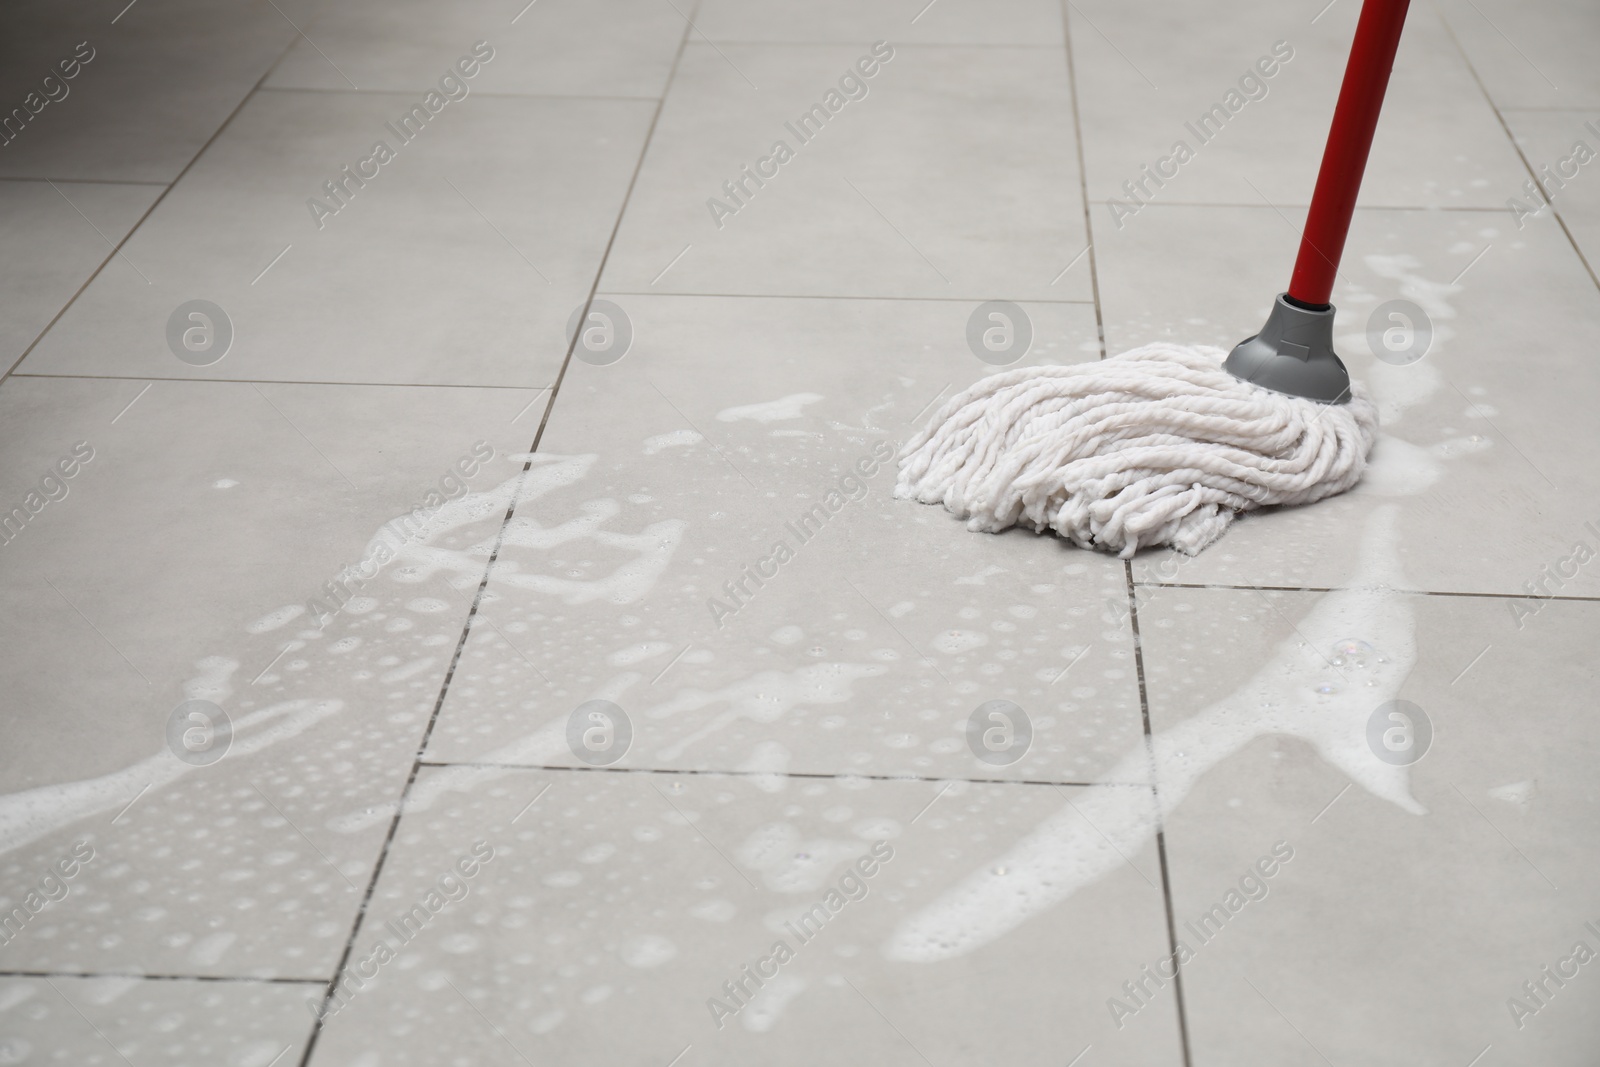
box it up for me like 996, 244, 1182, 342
619, 934, 677, 968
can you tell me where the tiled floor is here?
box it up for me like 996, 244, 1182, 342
1, 0, 1596, 1065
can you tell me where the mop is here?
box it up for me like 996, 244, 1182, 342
898, 0, 1412, 557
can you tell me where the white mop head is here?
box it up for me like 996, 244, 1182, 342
896, 343, 1378, 558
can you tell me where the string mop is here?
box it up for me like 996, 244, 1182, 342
896, 344, 1377, 557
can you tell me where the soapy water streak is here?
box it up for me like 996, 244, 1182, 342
1, 447, 881, 853
0, 454, 685, 858
0, 692, 342, 858
381, 453, 686, 605
887, 504, 1419, 961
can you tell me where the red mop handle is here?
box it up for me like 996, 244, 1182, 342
1287, 0, 1412, 307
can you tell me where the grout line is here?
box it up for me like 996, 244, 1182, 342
1121, 559, 1194, 1066
292, 468, 540, 1065
290, 11, 703, 1066
11, 372, 553, 391
1430, 0, 1600, 295
46, 182, 151, 283
413, 759, 1153, 790
1059, 0, 1107, 363
1136, 580, 1600, 604
0, 33, 307, 388
294, 488, 532, 1041
0, 969, 325, 984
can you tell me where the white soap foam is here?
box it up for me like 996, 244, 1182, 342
0, 452, 680, 858
619, 934, 678, 968
739, 740, 792, 794
529, 1009, 566, 1034
716, 393, 823, 424
955, 565, 1005, 586
608, 641, 675, 666
0, 985, 34, 1011
182, 656, 238, 704
931, 630, 988, 655
189, 931, 236, 966
1361, 253, 1457, 426
247, 606, 304, 634
643, 429, 704, 455
379, 657, 435, 683
740, 973, 808, 1033
1488, 780, 1535, 806
0, 696, 341, 857
690, 898, 737, 922
738, 823, 864, 894
646, 663, 886, 761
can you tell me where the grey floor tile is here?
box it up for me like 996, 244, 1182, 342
1069, 0, 1526, 210
600, 43, 1094, 302
1435, 0, 1600, 110
1140, 580, 1600, 1065
17, 90, 655, 386
0, 974, 313, 1067
0, 179, 160, 368
1503, 108, 1600, 272
1092, 202, 1600, 596
0, 0, 304, 182
0, 377, 542, 974
419, 294, 1150, 785
695, 0, 1064, 46
264, 0, 685, 98
302, 766, 1185, 1066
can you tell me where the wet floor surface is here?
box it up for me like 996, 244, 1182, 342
1, 0, 1598, 1064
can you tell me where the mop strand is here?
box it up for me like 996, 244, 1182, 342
895, 343, 1378, 558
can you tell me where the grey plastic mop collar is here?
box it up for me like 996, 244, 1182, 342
1223, 293, 1352, 404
